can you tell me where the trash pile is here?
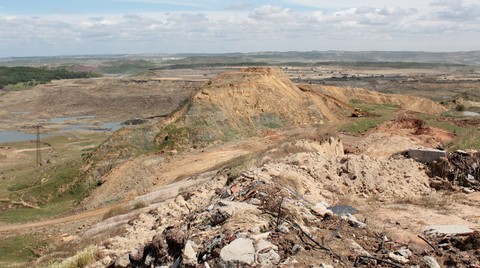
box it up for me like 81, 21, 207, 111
422, 227, 480, 267
429, 150, 480, 192
104, 171, 474, 268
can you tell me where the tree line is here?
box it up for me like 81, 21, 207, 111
0, 66, 101, 89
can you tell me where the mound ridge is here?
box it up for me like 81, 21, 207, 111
184, 67, 335, 144
305, 84, 446, 115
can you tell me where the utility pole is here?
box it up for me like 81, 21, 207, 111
36, 125, 42, 167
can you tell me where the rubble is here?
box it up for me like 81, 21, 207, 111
90, 138, 478, 267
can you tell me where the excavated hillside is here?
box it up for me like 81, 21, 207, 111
80, 68, 348, 206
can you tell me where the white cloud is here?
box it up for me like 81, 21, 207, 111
0, 1, 479, 57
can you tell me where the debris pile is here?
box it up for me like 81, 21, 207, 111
104, 170, 479, 267
421, 228, 480, 267
79, 138, 477, 268
429, 150, 480, 192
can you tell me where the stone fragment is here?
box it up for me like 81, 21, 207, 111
348, 239, 370, 256
183, 240, 197, 267
220, 238, 255, 265
387, 252, 409, 264
422, 256, 441, 268
114, 253, 130, 268
396, 248, 412, 258
256, 239, 278, 252
250, 198, 262, 205
257, 249, 280, 267
343, 213, 366, 228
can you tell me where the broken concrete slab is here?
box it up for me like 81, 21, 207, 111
220, 238, 255, 265
408, 148, 447, 163
424, 225, 474, 235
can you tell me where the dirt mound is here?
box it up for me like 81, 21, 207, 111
341, 117, 454, 158
184, 68, 345, 144
306, 84, 446, 115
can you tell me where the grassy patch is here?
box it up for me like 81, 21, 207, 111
419, 114, 480, 150
44, 245, 98, 268
154, 124, 190, 152
339, 102, 399, 133
0, 134, 108, 223
0, 199, 75, 223
0, 234, 50, 263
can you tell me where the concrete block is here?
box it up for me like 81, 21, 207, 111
408, 148, 447, 163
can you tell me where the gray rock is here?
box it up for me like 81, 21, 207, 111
220, 238, 255, 265
422, 256, 441, 268
321, 264, 335, 268
114, 253, 130, 268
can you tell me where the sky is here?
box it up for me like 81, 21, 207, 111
0, 0, 479, 57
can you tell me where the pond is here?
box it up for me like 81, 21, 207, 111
0, 117, 125, 143
0, 131, 43, 143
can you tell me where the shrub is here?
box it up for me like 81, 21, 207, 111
455, 104, 466, 112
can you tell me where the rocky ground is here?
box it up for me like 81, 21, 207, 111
46, 137, 479, 268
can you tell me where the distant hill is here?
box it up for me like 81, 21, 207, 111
2, 51, 480, 68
